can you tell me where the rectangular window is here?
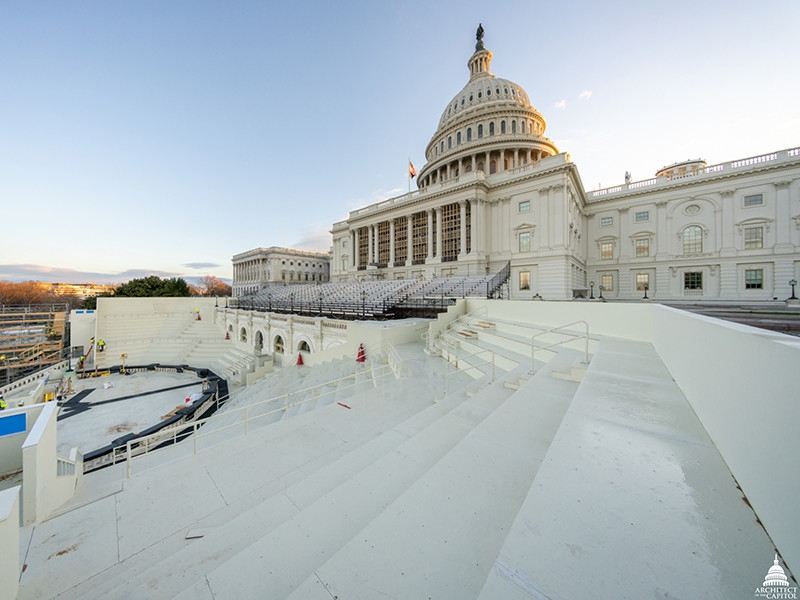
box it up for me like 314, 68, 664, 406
342, 257, 348, 270
744, 227, 764, 249
601, 273, 613, 292
600, 217, 613, 227
635, 238, 650, 257
684, 272, 703, 290
601, 242, 613, 260
635, 211, 649, 222
519, 231, 531, 253
745, 269, 764, 289
519, 201, 530, 212
744, 194, 763, 207
519, 271, 531, 291
635, 273, 649, 291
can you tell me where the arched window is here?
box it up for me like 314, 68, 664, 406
490, 160, 497, 174
274, 335, 284, 354
489, 122, 495, 136
448, 136, 452, 149
456, 132, 461, 145
441, 141, 444, 153
511, 120, 517, 134
477, 124, 483, 138
298, 340, 310, 352
240, 327, 247, 342
500, 121, 506, 134
683, 225, 703, 254
467, 127, 472, 141
255, 331, 264, 350
521, 121, 525, 134
477, 160, 484, 172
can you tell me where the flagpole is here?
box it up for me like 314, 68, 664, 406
408, 156, 411, 195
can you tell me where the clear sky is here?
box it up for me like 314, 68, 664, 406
2, 1, 799, 285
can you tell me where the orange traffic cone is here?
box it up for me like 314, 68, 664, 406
225, 332, 230, 340
356, 343, 366, 363
297, 353, 304, 366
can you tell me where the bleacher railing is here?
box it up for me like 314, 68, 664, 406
531, 321, 590, 373
124, 360, 398, 478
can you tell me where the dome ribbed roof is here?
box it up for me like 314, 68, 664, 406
437, 76, 532, 131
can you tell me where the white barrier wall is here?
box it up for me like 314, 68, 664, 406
21, 402, 79, 525
0, 486, 20, 600
0, 404, 46, 477
466, 298, 653, 342
651, 305, 800, 575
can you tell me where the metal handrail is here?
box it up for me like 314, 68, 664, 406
531, 320, 589, 372
437, 337, 496, 397
125, 361, 397, 478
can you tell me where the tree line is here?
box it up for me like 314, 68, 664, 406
0, 275, 232, 310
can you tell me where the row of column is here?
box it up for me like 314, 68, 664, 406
351, 200, 476, 268
422, 147, 550, 188
233, 258, 265, 284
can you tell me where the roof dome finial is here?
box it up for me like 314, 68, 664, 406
475, 23, 485, 51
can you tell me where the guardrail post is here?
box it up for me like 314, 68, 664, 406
126, 441, 132, 479
193, 422, 198, 454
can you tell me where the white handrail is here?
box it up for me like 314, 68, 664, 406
531, 320, 589, 372
125, 362, 397, 478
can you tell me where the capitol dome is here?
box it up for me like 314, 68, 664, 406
763, 555, 790, 587
417, 25, 559, 189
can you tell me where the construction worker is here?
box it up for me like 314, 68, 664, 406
98, 339, 106, 352
0, 394, 6, 410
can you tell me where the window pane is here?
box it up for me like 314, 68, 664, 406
744, 227, 763, 249
635, 239, 649, 257
519, 271, 531, 290
519, 201, 530, 212
635, 273, 649, 291
635, 211, 649, 222
601, 242, 613, 260
601, 273, 613, 292
745, 269, 763, 289
683, 226, 702, 254
519, 232, 531, 252
600, 217, 613, 227
684, 272, 703, 290
744, 194, 763, 206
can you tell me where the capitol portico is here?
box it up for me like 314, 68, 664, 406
327, 26, 800, 303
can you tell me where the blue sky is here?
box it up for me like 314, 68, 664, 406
2, 1, 798, 284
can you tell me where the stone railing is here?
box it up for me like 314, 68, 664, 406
588, 146, 800, 200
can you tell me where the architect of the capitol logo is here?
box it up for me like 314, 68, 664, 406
755, 555, 798, 599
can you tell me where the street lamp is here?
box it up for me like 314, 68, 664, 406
790, 279, 798, 300
589, 281, 595, 300
643, 282, 649, 300
598, 285, 604, 300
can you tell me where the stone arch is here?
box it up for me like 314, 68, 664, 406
239, 326, 248, 343
297, 340, 310, 353
273, 334, 285, 354
294, 334, 315, 353
255, 330, 264, 352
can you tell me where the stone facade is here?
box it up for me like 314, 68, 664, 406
329, 31, 800, 302
232, 247, 330, 297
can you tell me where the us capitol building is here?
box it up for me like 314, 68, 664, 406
243, 26, 800, 302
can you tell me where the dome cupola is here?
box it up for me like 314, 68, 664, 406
417, 25, 559, 189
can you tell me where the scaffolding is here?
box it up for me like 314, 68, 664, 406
0, 304, 69, 386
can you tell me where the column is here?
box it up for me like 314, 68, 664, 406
368, 225, 374, 265
471, 154, 476, 173
655, 201, 669, 259
618, 207, 630, 260
406, 215, 413, 266
459, 200, 467, 257
435, 206, 443, 259
389, 218, 396, 266
775, 181, 793, 253
426, 209, 434, 260
470, 199, 478, 256
354, 228, 360, 268
485, 151, 490, 174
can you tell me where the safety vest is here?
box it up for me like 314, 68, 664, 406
0, 398, 6, 410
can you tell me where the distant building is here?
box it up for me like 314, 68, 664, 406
48, 283, 116, 298
232, 247, 330, 296
327, 28, 800, 302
